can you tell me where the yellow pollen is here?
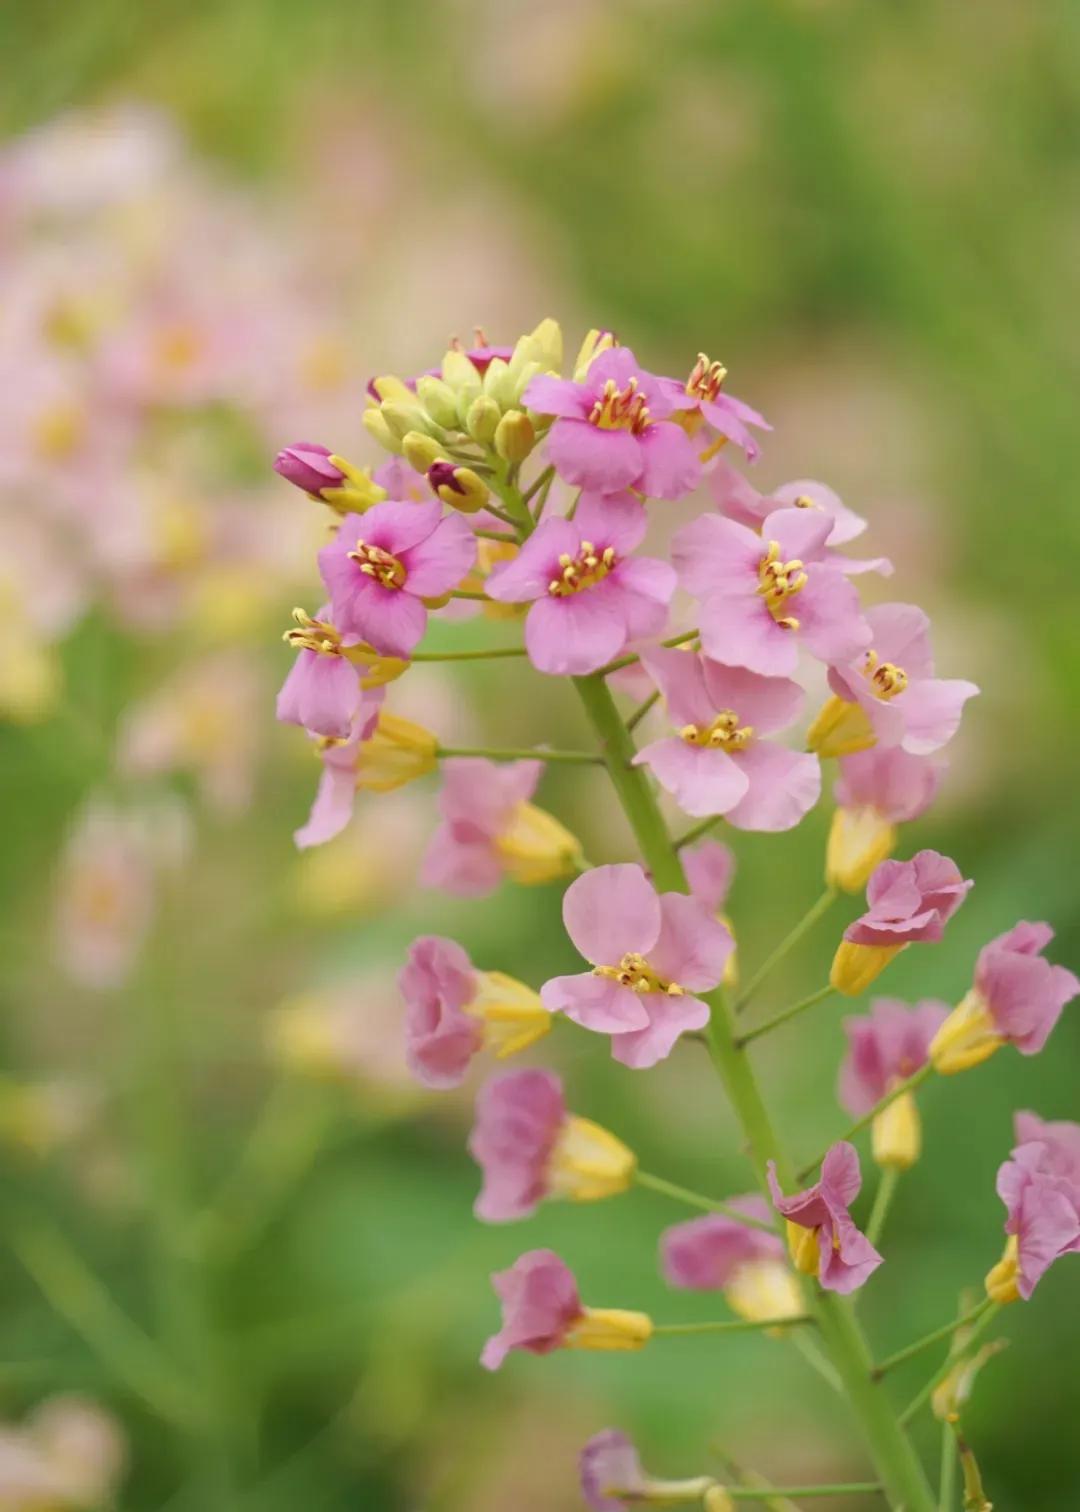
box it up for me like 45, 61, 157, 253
793, 493, 820, 510
348, 539, 407, 589
284, 607, 343, 657
757, 539, 807, 629
679, 710, 754, 751
547, 542, 617, 597
594, 952, 685, 996
863, 649, 908, 700
685, 352, 728, 402
587, 377, 650, 433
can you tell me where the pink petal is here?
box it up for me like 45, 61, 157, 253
762, 506, 834, 563
522, 373, 592, 419
700, 660, 804, 736
682, 839, 736, 913
865, 603, 935, 678
574, 491, 648, 554
485, 519, 581, 603
710, 456, 768, 528
540, 973, 650, 1032
524, 591, 627, 676
770, 479, 866, 545
640, 647, 715, 728
794, 567, 872, 666
634, 736, 749, 818
547, 418, 642, 492
401, 511, 477, 596
895, 678, 979, 756
606, 558, 676, 640
294, 763, 356, 849
276, 650, 361, 739
724, 743, 821, 833
650, 892, 732, 991
437, 758, 541, 830
421, 823, 503, 897
610, 991, 711, 1068
359, 500, 445, 556
821, 1141, 864, 1207
672, 513, 760, 599
697, 593, 798, 677
561, 863, 661, 966
636, 420, 702, 500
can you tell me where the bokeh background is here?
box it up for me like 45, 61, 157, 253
1, 1, 1078, 1507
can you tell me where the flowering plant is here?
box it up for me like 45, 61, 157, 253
276, 319, 1077, 1509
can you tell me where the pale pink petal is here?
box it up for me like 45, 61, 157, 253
540, 973, 651, 1032
485, 519, 581, 603
276, 650, 360, 739
724, 743, 821, 833
524, 591, 627, 676
640, 648, 715, 727
561, 863, 661, 965
294, 764, 356, 849
359, 500, 445, 556
794, 568, 872, 666
682, 839, 736, 913
894, 678, 979, 756
866, 603, 935, 678
634, 736, 749, 818
421, 822, 503, 897
700, 661, 804, 735
771, 479, 867, 545
672, 513, 761, 599
574, 491, 648, 554
547, 418, 642, 492
762, 506, 835, 563
650, 892, 732, 991
636, 420, 702, 500
401, 511, 477, 596
697, 593, 797, 676
611, 991, 711, 1068
522, 373, 592, 419
710, 456, 768, 528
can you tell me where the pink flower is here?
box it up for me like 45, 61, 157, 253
523, 348, 701, 499
399, 935, 483, 1089
844, 851, 972, 948
768, 1144, 883, 1294
484, 493, 675, 676
470, 1070, 564, 1221
826, 604, 979, 756
672, 507, 871, 677
318, 501, 475, 658
292, 691, 385, 849
276, 608, 364, 740
274, 442, 346, 497
480, 1249, 584, 1369
711, 458, 867, 543
682, 839, 736, 915
541, 864, 731, 1068
971, 923, 1078, 1056
838, 998, 948, 1116
579, 1431, 650, 1512
632, 648, 820, 829
661, 1198, 783, 1289
659, 355, 770, 461
996, 1126, 1080, 1299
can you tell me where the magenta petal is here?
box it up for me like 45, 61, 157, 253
561, 863, 661, 965
635, 420, 702, 500
276, 649, 361, 739
540, 973, 651, 1032
821, 1141, 864, 1207
294, 763, 356, 849
634, 737, 749, 818
672, 513, 760, 599
485, 518, 580, 602
547, 418, 642, 492
611, 992, 710, 1068
640, 648, 714, 727
402, 511, 477, 596
724, 743, 821, 833
818, 1216, 884, 1294
700, 660, 804, 736
359, 499, 445, 556
661, 1205, 781, 1289
650, 892, 732, 991
524, 591, 627, 676
470, 1069, 565, 1222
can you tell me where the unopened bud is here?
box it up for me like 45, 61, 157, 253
830, 940, 902, 997
564, 1307, 653, 1352
985, 1234, 1021, 1304
465, 395, 501, 444
380, 400, 429, 442
872, 1090, 921, 1170
441, 347, 483, 403
362, 407, 403, 454
415, 374, 462, 430
807, 695, 876, 758
368, 374, 416, 405
494, 409, 536, 462
428, 462, 489, 513
703, 1488, 735, 1512
402, 431, 444, 472
573, 328, 618, 382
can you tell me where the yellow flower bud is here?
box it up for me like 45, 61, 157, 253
724, 1257, 805, 1326
984, 1235, 1021, 1305
703, 1487, 735, 1512
415, 374, 462, 430
401, 431, 444, 473
341, 644, 410, 688
806, 695, 876, 758
786, 1221, 821, 1277
355, 713, 437, 792
362, 406, 403, 454
525, 316, 563, 376
441, 348, 483, 403
825, 806, 896, 893
465, 394, 501, 443
494, 801, 584, 885
829, 940, 903, 996
931, 1339, 1007, 1422
380, 400, 430, 442
369, 374, 417, 406
928, 990, 1003, 1075
494, 410, 537, 462
573, 328, 618, 383
481, 357, 516, 411
548, 1115, 636, 1202
467, 970, 552, 1058
565, 1307, 653, 1352
431, 464, 490, 513
872, 1090, 921, 1170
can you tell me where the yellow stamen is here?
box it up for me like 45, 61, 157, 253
863, 649, 908, 701
547, 542, 617, 597
685, 352, 728, 402
347, 539, 407, 589
594, 953, 684, 996
680, 710, 754, 751
756, 540, 807, 629
587, 377, 650, 433
284, 607, 344, 657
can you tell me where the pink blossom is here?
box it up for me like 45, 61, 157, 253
970, 923, 1079, 1056
399, 935, 483, 1089
318, 501, 475, 658
711, 458, 867, 543
834, 747, 943, 825
632, 648, 820, 829
292, 691, 386, 849
579, 1430, 650, 1512
682, 839, 736, 915
541, 864, 731, 1068
768, 1143, 883, 1294
659, 355, 770, 461
844, 851, 972, 948
661, 1198, 783, 1289
838, 998, 948, 1116
469, 1069, 565, 1221
484, 493, 675, 676
480, 1249, 584, 1369
672, 507, 871, 677
276, 608, 364, 740
827, 604, 979, 756
523, 347, 701, 499
274, 441, 346, 497
996, 1127, 1080, 1299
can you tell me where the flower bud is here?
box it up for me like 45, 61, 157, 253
931, 1338, 1007, 1421
369, 374, 417, 405
523, 316, 563, 376
872, 1090, 921, 1170
928, 990, 1003, 1075
786, 1220, 821, 1277
355, 713, 437, 792
724, 1257, 805, 1326
548, 1115, 636, 1202
826, 806, 896, 893
480, 357, 515, 410
467, 970, 552, 1058
362, 407, 403, 454
494, 409, 536, 462
465, 394, 501, 444
427, 462, 490, 513
807, 695, 876, 759
703, 1488, 735, 1512
985, 1235, 1020, 1305
565, 1307, 653, 1352
441, 348, 483, 404
494, 801, 583, 885
380, 400, 429, 442
829, 941, 902, 997
401, 431, 444, 473
415, 374, 462, 430
274, 442, 345, 497
573, 328, 618, 382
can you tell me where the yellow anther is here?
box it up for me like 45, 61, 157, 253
757, 540, 808, 626
587, 377, 650, 434
686, 352, 728, 402
794, 493, 820, 509
680, 711, 754, 751
284, 608, 343, 656
594, 952, 684, 996
864, 650, 908, 700
347, 539, 406, 589
547, 542, 618, 597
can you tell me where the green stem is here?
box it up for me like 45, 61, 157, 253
435, 743, 602, 765
735, 887, 837, 1011
558, 519, 934, 1511
634, 1170, 779, 1234
652, 1317, 812, 1337
866, 1166, 901, 1248
736, 985, 835, 1047
675, 813, 726, 850
939, 1419, 958, 1509
625, 687, 661, 733
410, 645, 528, 663
594, 627, 700, 677
873, 1299, 993, 1380
900, 1305, 1001, 1425
726, 1486, 884, 1502
788, 1327, 843, 1394
799, 1064, 933, 1181
522, 463, 555, 506
448, 588, 490, 601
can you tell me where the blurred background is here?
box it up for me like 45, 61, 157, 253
1, 1, 1078, 1507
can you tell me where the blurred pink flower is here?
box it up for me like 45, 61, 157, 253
768, 1143, 882, 1294
481, 1249, 584, 1370
996, 1121, 1080, 1299
661, 1198, 782, 1289
844, 851, 972, 948
660, 354, 770, 460
54, 802, 159, 990
838, 998, 948, 1115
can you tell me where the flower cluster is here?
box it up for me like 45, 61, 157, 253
276, 317, 1077, 1510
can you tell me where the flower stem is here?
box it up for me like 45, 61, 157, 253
634, 1169, 779, 1234
522, 463, 555, 506
866, 1166, 901, 1248
594, 627, 700, 678
799, 1064, 933, 1181
448, 588, 491, 601
435, 744, 603, 765
625, 687, 661, 732
735, 887, 837, 1010
725, 1485, 884, 1502
736, 985, 835, 1047
410, 645, 529, 662
900, 1304, 1001, 1425
675, 813, 726, 850
652, 1317, 812, 1337
939, 1419, 958, 1509
873, 1299, 994, 1381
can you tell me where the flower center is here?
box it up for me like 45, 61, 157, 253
863, 649, 908, 700
587, 377, 650, 433
594, 952, 684, 996
685, 352, 727, 403
547, 541, 616, 597
284, 608, 344, 656
680, 711, 754, 751
756, 539, 807, 630
348, 539, 406, 589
